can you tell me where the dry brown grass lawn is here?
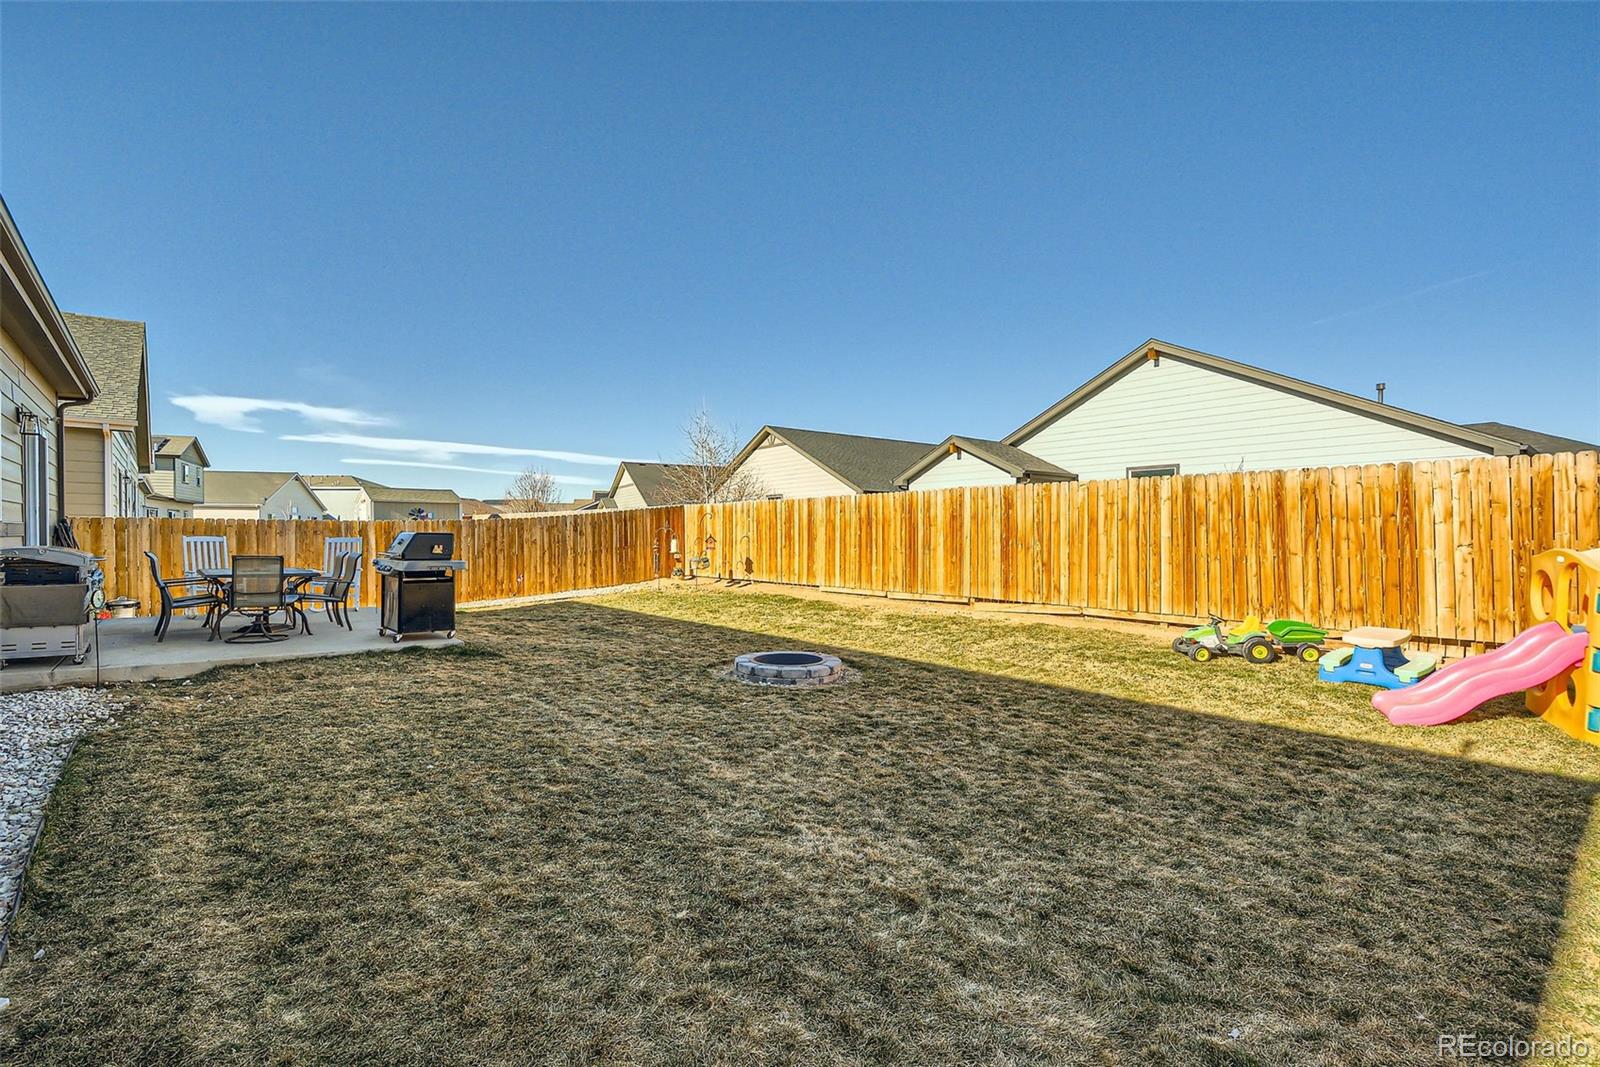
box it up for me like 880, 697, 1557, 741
3, 585, 1598, 1065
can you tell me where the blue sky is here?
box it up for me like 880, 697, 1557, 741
3, 3, 1596, 499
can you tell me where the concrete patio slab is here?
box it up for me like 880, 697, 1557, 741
1, 613, 461, 693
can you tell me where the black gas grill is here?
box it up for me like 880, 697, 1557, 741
1, 546, 105, 666
373, 532, 465, 641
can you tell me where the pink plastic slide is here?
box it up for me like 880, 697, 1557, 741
1373, 621, 1588, 726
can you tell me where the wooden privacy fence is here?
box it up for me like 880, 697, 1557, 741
72, 506, 686, 616
687, 451, 1600, 650
73, 452, 1598, 649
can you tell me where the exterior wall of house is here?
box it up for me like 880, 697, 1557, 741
191, 503, 261, 520
612, 471, 648, 510
110, 428, 143, 516
62, 425, 106, 517
143, 495, 192, 519
1013, 357, 1490, 480
733, 438, 853, 499
906, 450, 1015, 491
0, 323, 60, 546
195, 480, 325, 519
62, 424, 144, 516
262, 480, 326, 519
371, 498, 462, 520
310, 485, 372, 521
151, 449, 205, 504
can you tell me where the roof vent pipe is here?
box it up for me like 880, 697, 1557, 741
1375, 383, 1386, 405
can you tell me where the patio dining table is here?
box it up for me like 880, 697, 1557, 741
197, 566, 321, 639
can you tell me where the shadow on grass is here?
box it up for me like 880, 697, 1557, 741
2, 599, 1596, 1066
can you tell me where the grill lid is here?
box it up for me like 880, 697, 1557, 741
381, 532, 455, 561
0, 546, 102, 571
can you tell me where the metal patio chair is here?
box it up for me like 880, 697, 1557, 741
211, 554, 289, 643
144, 551, 221, 642
321, 536, 363, 611
292, 550, 361, 631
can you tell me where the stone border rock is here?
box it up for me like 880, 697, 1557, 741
732, 651, 845, 687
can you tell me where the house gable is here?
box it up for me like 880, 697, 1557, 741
1004, 341, 1524, 480
906, 448, 1015, 491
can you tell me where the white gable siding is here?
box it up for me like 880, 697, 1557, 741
1014, 357, 1489, 480
612, 471, 648, 510
311, 485, 371, 521
263, 480, 326, 520
734, 438, 853, 499
907, 449, 1015, 491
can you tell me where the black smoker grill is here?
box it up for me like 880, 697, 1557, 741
1, 546, 105, 666
373, 532, 465, 642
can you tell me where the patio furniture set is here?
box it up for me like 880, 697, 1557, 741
145, 536, 364, 644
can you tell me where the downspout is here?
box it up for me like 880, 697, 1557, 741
54, 397, 92, 533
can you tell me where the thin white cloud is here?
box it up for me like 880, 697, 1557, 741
171, 395, 390, 433
286, 432, 621, 466
1310, 271, 1491, 326
340, 457, 597, 485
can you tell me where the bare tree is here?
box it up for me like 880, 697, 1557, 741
502, 466, 559, 513
659, 407, 765, 504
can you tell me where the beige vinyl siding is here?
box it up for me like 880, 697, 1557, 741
907, 449, 1016, 491
190, 503, 263, 520
1, 324, 60, 545
262, 480, 325, 519
153, 450, 205, 504
109, 428, 143, 515
62, 425, 107, 517
310, 486, 371, 521
612, 471, 648, 510
1014, 356, 1489, 480
194, 478, 326, 520
733, 438, 853, 499
371, 498, 462, 520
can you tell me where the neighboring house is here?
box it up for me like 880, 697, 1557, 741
723, 426, 936, 500
144, 433, 211, 517
303, 475, 462, 521
460, 497, 502, 520
908, 339, 1556, 489
898, 436, 1077, 491
483, 490, 614, 517
1, 197, 98, 546
194, 471, 327, 520
606, 461, 697, 510
59, 312, 152, 518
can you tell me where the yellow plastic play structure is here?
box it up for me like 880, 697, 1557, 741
1525, 547, 1600, 746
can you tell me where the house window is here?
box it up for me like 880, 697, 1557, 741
1128, 464, 1180, 479
17, 406, 48, 544
180, 462, 190, 485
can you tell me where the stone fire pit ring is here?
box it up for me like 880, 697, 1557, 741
733, 650, 845, 687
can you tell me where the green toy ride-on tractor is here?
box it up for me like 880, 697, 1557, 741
1172, 614, 1328, 665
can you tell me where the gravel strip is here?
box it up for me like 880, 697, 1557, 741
1, 688, 125, 931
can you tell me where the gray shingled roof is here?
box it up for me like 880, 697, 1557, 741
353, 477, 460, 505
153, 433, 210, 466
744, 427, 937, 493
303, 474, 459, 504
62, 313, 147, 425
1463, 422, 1598, 455
203, 471, 309, 507
898, 436, 1077, 485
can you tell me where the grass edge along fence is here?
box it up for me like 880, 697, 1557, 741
685, 450, 1600, 652
77, 450, 1597, 651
